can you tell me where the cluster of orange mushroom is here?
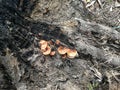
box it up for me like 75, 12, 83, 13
39, 40, 78, 59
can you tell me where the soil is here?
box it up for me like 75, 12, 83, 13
0, 0, 120, 90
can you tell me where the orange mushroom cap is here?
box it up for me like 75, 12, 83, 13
42, 46, 51, 55
67, 49, 78, 58
57, 46, 69, 55
39, 40, 48, 51
39, 40, 47, 44
50, 51, 56, 56
55, 40, 60, 45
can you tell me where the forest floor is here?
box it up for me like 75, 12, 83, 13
0, 0, 120, 90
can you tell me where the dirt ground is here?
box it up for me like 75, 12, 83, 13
0, 0, 120, 90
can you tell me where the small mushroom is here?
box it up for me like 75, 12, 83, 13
39, 40, 48, 51
67, 49, 78, 58
57, 46, 69, 55
50, 51, 56, 56
55, 40, 60, 45
42, 46, 51, 55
